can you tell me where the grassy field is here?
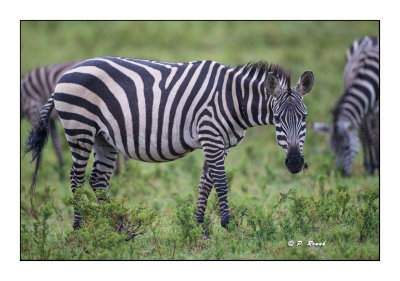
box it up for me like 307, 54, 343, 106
20, 21, 379, 260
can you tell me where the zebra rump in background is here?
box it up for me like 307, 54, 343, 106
21, 61, 80, 168
312, 36, 379, 175
25, 57, 314, 230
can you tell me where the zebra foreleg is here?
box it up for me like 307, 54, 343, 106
202, 146, 231, 229
196, 161, 214, 236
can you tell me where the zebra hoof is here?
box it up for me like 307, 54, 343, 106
365, 165, 375, 175
201, 225, 210, 239
125, 234, 137, 241
201, 230, 210, 239
220, 215, 232, 229
72, 221, 81, 230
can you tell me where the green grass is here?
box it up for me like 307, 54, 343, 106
20, 21, 379, 260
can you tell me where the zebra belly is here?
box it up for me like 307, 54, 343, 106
95, 117, 202, 163
109, 132, 199, 163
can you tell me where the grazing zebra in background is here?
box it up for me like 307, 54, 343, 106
312, 36, 379, 175
25, 57, 314, 230
21, 61, 80, 168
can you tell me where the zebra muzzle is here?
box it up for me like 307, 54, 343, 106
285, 148, 304, 174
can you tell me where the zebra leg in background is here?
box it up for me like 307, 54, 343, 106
124, 155, 129, 170
113, 154, 129, 176
360, 120, 368, 171
360, 117, 375, 175
365, 116, 376, 175
49, 119, 64, 168
89, 134, 117, 202
67, 134, 94, 230
114, 153, 121, 176
372, 115, 380, 171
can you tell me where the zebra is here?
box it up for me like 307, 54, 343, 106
21, 60, 128, 175
25, 57, 314, 230
312, 36, 379, 175
21, 61, 80, 168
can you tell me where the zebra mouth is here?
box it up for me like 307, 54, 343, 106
285, 148, 304, 174
285, 161, 304, 174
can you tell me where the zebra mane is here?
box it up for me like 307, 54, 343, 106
235, 61, 291, 88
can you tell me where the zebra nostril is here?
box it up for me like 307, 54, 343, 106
285, 158, 288, 167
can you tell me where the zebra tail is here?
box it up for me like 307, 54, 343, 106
24, 96, 55, 192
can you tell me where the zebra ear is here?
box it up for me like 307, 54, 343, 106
265, 72, 282, 98
296, 71, 314, 96
310, 122, 332, 134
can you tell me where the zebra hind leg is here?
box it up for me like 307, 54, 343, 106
360, 118, 374, 175
67, 133, 95, 230
87, 134, 122, 234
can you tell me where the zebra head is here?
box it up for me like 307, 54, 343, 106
311, 121, 359, 176
266, 71, 314, 174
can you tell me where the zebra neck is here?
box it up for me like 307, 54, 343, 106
334, 106, 361, 129
333, 86, 373, 129
222, 67, 272, 131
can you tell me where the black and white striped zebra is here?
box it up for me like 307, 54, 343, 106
21, 61, 80, 168
25, 57, 314, 230
312, 36, 379, 175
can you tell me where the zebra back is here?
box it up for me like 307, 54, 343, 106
343, 36, 379, 91
334, 36, 379, 126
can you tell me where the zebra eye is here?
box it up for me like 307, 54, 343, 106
274, 115, 280, 124
302, 115, 307, 122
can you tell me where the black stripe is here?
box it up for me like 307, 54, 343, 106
64, 128, 93, 137
250, 79, 262, 126
68, 141, 92, 153
57, 110, 100, 132
71, 151, 89, 161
